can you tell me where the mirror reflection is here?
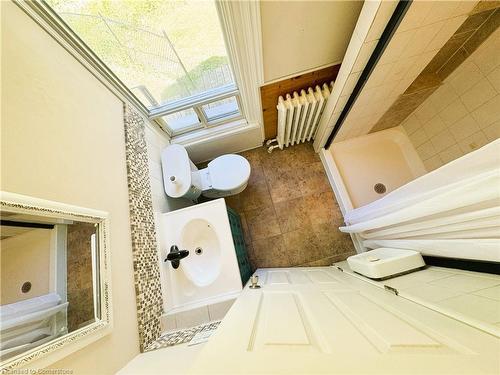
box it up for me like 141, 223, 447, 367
0, 211, 100, 361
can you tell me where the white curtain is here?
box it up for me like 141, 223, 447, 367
340, 139, 500, 262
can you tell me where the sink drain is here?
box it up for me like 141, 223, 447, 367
195, 247, 203, 255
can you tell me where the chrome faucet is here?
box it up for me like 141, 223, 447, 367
165, 245, 189, 269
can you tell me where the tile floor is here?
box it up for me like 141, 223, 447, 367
202, 142, 355, 270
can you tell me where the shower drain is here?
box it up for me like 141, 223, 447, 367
195, 247, 203, 255
21, 281, 32, 293
374, 183, 387, 194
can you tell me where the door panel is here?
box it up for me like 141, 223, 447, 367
190, 267, 500, 374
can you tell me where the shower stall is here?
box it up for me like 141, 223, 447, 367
315, 0, 499, 263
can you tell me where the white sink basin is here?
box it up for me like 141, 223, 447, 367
347, 248, 425, 280
180, 218, 221, 287
160, 199, 242, 313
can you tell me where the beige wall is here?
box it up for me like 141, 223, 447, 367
1, 1, 140, 373
1, 229, 52, 305
403, 28, 500, 171
260, 1, 363, 83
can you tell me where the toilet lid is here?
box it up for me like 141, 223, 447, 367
208, 154, 251, 191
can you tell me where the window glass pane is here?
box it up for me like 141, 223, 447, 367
47, 0, 235, 109
202, 97, 241, 123
162, 109, 201, 134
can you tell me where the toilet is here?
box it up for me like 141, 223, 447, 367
161, 144, 251, 200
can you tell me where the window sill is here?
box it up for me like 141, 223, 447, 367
171, 118, 259, 146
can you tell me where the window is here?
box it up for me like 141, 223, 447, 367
46, 0, 243, 136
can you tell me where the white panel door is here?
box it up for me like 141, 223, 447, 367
190, 267, 500, 374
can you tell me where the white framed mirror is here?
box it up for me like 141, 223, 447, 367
0, 191, 112, 371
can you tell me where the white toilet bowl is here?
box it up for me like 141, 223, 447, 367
161, 144, 251, 200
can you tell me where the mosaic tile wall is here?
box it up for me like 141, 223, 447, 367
123, 104, 163, 351
66, 222, 96, 332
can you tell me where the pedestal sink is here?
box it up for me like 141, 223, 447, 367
159, 199, 242, 314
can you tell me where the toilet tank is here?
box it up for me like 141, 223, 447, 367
161, 145, 202, 200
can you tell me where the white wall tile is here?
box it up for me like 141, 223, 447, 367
487, 66, 500, 93
208, 299, 235, 321
423, 155, 442, 172
426, 15, 467, 52
409, 127, 429, 148
438, 144, 462, 164
438, 98, 468, 126
483, 121, 500, 142
402, 19, 499, 171
447, 61, 483, 95
417, 140, 437, 160
429, 84, 457, 113
352, 39, 378, 73
401, 20, 444, 58
422, 1, 468, 25
471, 95, 500, 129
430, 128, 455, 152
471, 28, 500, 76
460, 78, 496, 112
355, 0, 381, 42
175, 306, 210, 329
402, 113, 421, 135
415, 99, 438, 124
342, 71, 362, 96
160, 314, 177, 332
378, 29, 415, 65
448, 114, 480, 142
397, 1, 433, 32
423, 114, 447, 138
457, 131, 488, 154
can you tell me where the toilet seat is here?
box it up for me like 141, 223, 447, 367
208, 155, 251, 191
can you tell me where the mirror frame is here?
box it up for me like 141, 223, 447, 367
0, 191, 113, 371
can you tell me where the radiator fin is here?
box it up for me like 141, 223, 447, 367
269, 82, 333, 153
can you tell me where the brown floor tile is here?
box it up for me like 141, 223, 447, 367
266, 168, 303, 203
240, 146, 267, 166
240, 179, 273, 212
274, 197, 311, 233
303, 191, 343, 226
313, 222, 355, 259
248, 163, 266, 185
290, 142, 320, 164
298, 162, 331, 196
281, 225, 322, 266
225, 194, 242, 211
216, 143, 355, 269
245, 206, 281, 241
251, 235, 289, 268
239, 212, 252, 246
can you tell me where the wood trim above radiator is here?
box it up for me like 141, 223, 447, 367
260, 64, 341, 140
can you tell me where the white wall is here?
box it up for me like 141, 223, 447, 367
1, 2, 140, 373
403, 28, 500, 171
260, 1, 363, 83
1, 229, 52, 305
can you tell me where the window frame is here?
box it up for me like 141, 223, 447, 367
149, 83, 244, 136
25, 0, 245, 138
